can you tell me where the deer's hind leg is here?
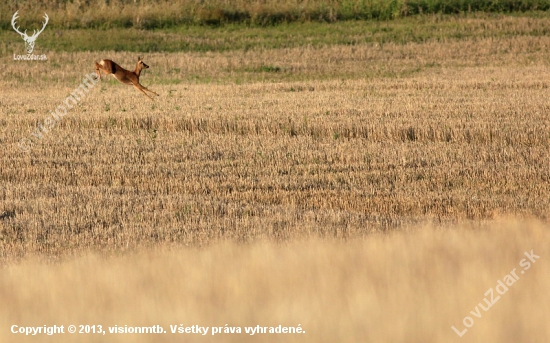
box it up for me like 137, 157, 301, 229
94, 62, 108, 80
94, 60, 114, 80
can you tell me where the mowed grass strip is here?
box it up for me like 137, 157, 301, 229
3, 27, 550, 85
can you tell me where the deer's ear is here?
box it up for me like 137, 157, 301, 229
137, 56, 141, 61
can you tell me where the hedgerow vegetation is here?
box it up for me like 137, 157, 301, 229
1, 0, 549, 29
2, 12, 550, 54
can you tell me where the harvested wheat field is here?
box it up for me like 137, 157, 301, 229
1, 10, 550, 343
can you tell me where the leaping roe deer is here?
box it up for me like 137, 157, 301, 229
94, 57, 159, 100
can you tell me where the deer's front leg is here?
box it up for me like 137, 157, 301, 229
133, 83, 154, 100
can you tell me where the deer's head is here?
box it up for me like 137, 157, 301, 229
11, 11, 49, 54
135, 57, 150, 76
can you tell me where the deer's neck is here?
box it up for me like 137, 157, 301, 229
135, 64, 142, 77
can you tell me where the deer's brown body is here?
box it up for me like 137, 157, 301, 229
95, 57, 158, 100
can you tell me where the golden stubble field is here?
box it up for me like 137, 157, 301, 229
1, 20, 550, 342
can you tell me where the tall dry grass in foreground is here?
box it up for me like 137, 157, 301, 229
1, 221, 549, 342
